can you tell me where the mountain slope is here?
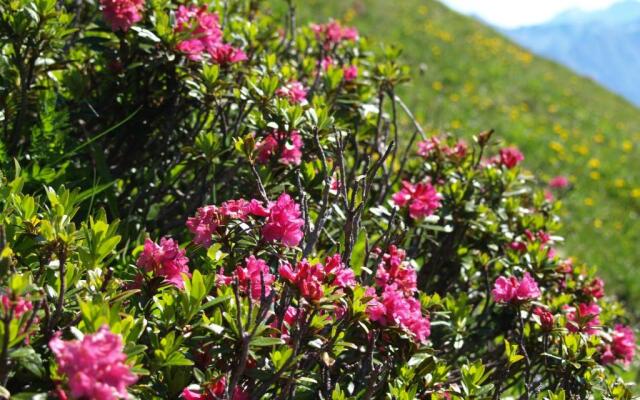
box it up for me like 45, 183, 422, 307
506, 1, 640, 105
289, 0, 640, 307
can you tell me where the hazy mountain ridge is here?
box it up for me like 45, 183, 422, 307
506, 1, 640, 105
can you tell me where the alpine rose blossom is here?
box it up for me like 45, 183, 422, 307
209, 44, 247, 65
492, 273, 541, 303
343, 65, 358, 81
366, 284, 431, 343
0, 292, 33, 318
233, 256, 275, 300
601, 324, 636, 365
392, 180, 442, 220
310, 20, 358, 47
534, 307, 554, 331
375, 246, 417, 295
499, 147, 524, 169
256, 131, 303, 166
187, 199, 268, 246
174, 5, 222, 60
279, 254, 355, 301
137, 238, 190, 288
417, 137, 440, 157
276, 81, 308, 104
549, 175, 570, 189
262, 193, 304, 247
100, 0, 144, 32
181, 377, 249, 400
566, 303, 601, 334
49, 326, 137, 400
583, 277, 605, 299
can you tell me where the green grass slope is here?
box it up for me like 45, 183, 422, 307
292, 0, 640, 306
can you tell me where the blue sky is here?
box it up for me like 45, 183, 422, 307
441, 0, 626, 27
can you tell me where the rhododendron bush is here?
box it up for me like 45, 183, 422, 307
0, 0, 636, 399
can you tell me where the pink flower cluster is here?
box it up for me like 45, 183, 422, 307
549, 175, 570, 189
534, 307, 554, 331
279, 253, 355, 301
583, 277, 605, 299
137, 238, 190, 289
276, 81, 308, 104
498, 147, 524, 169
271, 306, 299, 342
492, 273, 541, 304
0, 292, 33, 318
174, 5, 246, 64
100, 0, 144, 32
256, 130, 303, 166
217, 256, 275, 300
318, 57, 358, 82
182, 376, 249, 400
343, 65, 358, 82
565, 303, 600, 335
310, 20, 358, 47
375, 245, 417, 295
417, 137, 467, 160
49, 326, 137, 400
509, 229, 554, 257
187, 194, 303, 248
392, 180, 442, 220
262, 193, 304, 247
366, 247, 430, 343
187, 199, 268, 247
601, 324, 636, 366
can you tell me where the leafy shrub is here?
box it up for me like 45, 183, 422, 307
0, 0, 636, 399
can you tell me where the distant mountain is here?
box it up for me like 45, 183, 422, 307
506, 0, 640, 105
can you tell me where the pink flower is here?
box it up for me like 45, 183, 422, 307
375, 245, 417, 295
176, 39, 206, 61
417, 137, 440, 157
100, 0, 144, 32
279, 254, 355, 301
549, 175, 570, 189
533, 307, 554, 331
279, 260, 325, 301
174, 5, 222, 60
602, 324, 636, 365
320, 56, 334, 71
262, 193, 304, 247
443, 140, 468, 159
366, 284, 430, 343
49, 326, 137, 400
181, 377, 249, 400
583, 277, 605, 299
392, 180, 442, 220
1, 292, 33, 318
233, 256, 275, 300
566, 303, 601, 335
311, 21, 358, 47
137, 238, 190, 289
271, 306, 299, 341
187, 205, 221, 246
324, 253, 356, 289
492, 276, 516, 303
276, 81, 308, 104
343, 65, 358, 81
187, 199, 268, 246
499, 147, 524, 169
256, 131, 303, 166
509, 241, 527, 252
209, 43, 247, 65
492, 273, 540, 303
